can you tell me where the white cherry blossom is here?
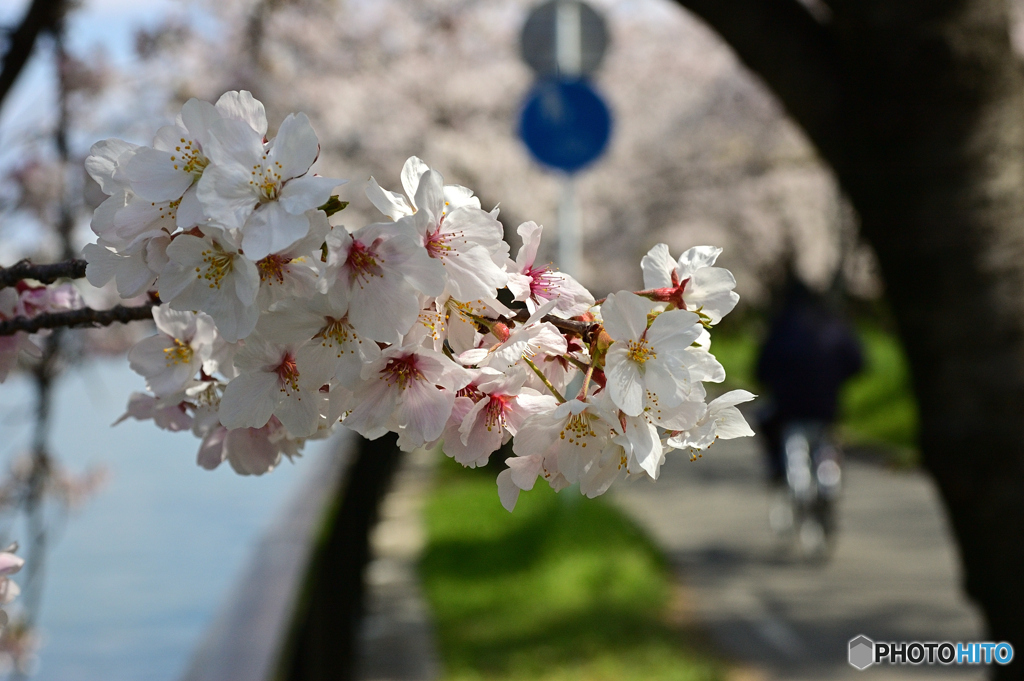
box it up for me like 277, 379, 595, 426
445, 368, 556, 467
218, 333, 332, 437
127, 306, 219, 397
319, 222, 443, 343
396, 168, 508, 302
666, 389, 756, 452
158, 232, 260, 343
366, 155, 482, 221
344, 344, 472, 449
641, 244, 740, 323
199, 112, 343, 260
256, 294, 380, 389
601, 291, 703, 417
506, 221, 594, 317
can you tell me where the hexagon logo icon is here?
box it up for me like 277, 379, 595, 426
849, 635, 875, 670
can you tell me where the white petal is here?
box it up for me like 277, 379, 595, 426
178, 98, 220, 147
626, 417, 661, 479
275, 391, 322, 438
241, 203, 310, 261
126, 147, 193, 202
381, 231, 446, 297
683, 347, 725, 383
86, 138, 139, 193
413, 169, 446, 217
515, 221, 543, 270
496, 469, 521, 512
268, 112, 319, 181
219, 371, 280, 429
395, 381, 456, 443
640, 243, 676, 289
714, 406, 755, 440
83, 243, 118, 287
206, 116, 265, 168
365, 177, 412, 220
176, 185, 206, 229
347, 270, 418, 343
215, 90, 268, 136
197, 162, 258, 230
605, 349, 645, 417
601, 291, 654, 342
279, 175, 343, 215
225, 427, 281, 475
400, 156, 430, 205
507, 454, 543, 491
646, 309, 702, 348
197, 427, 228, 470
685, 267, 739, 323
345, 378, 399, 439
676, 245, 723, 278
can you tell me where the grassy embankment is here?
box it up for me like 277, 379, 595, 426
420, 459, 723, 681
711, 324, 919, 466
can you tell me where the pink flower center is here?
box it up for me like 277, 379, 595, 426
381, 354, 425, 390
257, 254, 292, 284
456, 384, 484, 400
315, 316, 357, 354
484, 394, 510, 431
275, 354, 300, 392
526, 265, 556, 301
346, 240, 384, 283
425, 227, 451, 259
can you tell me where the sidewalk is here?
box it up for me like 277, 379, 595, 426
356, 448, 440, 681
611, 439, 985, 680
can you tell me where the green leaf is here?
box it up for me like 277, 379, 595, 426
318, 196, 349, 217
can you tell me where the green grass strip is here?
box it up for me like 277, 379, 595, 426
420, 457, 722, 681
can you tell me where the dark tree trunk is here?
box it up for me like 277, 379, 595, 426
674, 0, 1024, 676
281, 434, 404, 681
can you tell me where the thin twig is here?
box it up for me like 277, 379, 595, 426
563, 354, 590, 373
578, 362, 595, 400
0, 302, 155, 336
523, 355, 565, 403
0, 258, 87, 289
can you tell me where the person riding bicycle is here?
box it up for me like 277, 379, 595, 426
755, 276, 864, 486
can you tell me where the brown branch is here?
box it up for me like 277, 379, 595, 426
507, 308, 599, 344
0, 302, 155, 336
0, 258, 87, 289
0, 0, 67, 110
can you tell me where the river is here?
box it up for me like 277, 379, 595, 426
0, 358, 313, 680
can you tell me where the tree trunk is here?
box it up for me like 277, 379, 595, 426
674, 0, 1024, 675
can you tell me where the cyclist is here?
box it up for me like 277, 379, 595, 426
755, 275, 863, 554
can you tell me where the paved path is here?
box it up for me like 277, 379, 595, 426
612, 439, 986, 681
356, 448, 439, 681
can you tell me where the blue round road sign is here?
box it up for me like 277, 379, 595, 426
519, 78, 612, 174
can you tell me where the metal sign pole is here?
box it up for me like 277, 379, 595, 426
555, 0, 582, 77
519, 0, 612, 279
555, 0, 582, 277
558, 175, 580, 277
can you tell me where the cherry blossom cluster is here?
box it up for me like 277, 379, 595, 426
84, 91, 754, 507
0, 282, 82, 382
